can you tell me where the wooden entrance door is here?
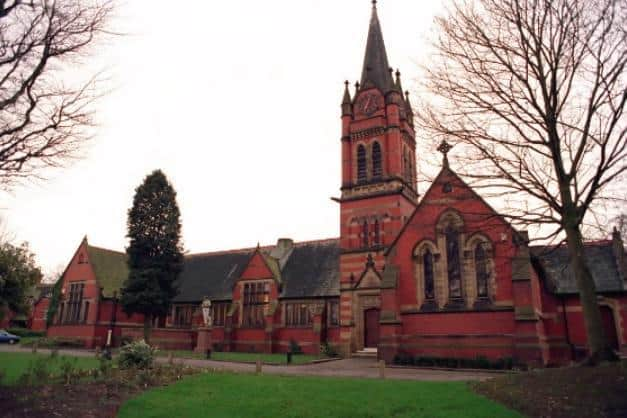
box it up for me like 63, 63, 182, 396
364, 308, 380, 348
600, 306, 619, 351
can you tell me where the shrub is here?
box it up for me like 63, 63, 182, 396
212, 342, 224, 352
320, 342, 339, 358
395, 354, 518, 370
118, 339, 156, 370
7, 328, 45, 338
21, 337, 84, 348
95, 357, 114, 380
120, 335, 133, 346
288, 339, 302, 354
18, 357, 50, 386
60, 358, 79, 385
475, 355, 491, 369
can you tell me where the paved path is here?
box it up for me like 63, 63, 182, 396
0, 345, 498, 381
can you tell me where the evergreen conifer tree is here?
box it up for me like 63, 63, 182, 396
121, 170, 183, 343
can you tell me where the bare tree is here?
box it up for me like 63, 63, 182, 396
0, 0, 113, 187
419, 0, 626, 363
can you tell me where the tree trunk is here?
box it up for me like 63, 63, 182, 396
143, 314, 152, 345
563, 224, 619, 364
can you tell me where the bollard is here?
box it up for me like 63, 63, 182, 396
95, 347, 101, 358
287, 351, 292, 365
31, 342, 38, 354
206, 349, 212, 360
168, 352, 174, 365
379, 360, 386, 379
256, 359, 262, 374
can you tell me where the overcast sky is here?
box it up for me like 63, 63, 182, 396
1, 1, 446, 276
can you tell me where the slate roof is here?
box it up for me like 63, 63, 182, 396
173, 249, 254, 303
81, 238, 341, 303
531, 241, 625, 294
86, 245, 129, 298
173, 238, 340, 303
280, 239, 340, 298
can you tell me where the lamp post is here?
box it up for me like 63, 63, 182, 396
195, 296, 212, 357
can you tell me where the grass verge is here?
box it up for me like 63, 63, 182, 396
118, 372, 522, 418
0, 352, 100, 385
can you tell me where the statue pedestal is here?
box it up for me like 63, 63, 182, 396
195, 327, 212, 353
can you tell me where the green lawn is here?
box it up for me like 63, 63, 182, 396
159, 350, 324, 364
0, 352, 100, 385
119, 373, 523, 418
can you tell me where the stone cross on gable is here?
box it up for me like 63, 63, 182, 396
437, 140, 453, 168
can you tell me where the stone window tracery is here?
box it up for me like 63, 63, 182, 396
242, 282, 269, 328
445, 225, 462, 300
423, 249, 435, 300
475, 242, 490, 298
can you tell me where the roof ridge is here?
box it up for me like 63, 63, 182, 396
84, 237, 342, 261
530, 240, 613, 249
293, 237, 339, 247
87, 244, 126, 256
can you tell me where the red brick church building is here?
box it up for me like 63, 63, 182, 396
46, 3, 627, 366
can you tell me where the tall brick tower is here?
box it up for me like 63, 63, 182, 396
335, 1, 418, 356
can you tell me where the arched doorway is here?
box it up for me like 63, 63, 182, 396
364, 308, 380, 348
600, 306, 619, 351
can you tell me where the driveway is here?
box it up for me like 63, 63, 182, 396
0, 345, 498, 381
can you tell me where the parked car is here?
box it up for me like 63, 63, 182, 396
0, 330, 20, 344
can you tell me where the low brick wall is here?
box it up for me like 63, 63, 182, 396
120, 327, 195, 350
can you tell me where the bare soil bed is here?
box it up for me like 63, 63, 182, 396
471, 362, 627, 418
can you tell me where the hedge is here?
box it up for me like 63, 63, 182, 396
392, 354, 520, 370
6, 328, 46, 338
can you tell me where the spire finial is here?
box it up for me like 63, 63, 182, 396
437, 140, 453, 168
372, 0, 377, 9
342, 80, 353, 114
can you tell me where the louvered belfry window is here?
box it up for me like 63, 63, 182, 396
357, 144, 367, 183
372, 142, 382, 180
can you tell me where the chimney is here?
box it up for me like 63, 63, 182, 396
612, 227, 626, 283
270, 238, 294, 269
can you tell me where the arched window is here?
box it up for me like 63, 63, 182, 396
357, 145, 367, 184
445, 225, 462, 300
373, 220, 380, 246
362, 221, 369, 247
475, 243, 489, 298
423, 250, 435, 300
372, 142, 382, 180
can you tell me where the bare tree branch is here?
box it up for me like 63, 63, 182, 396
0, 0, 113, 187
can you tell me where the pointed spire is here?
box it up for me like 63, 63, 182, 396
405, 90, 414, 126
395, 69, 403, 92
342, 80, 353, 116
360, 1, 394, 92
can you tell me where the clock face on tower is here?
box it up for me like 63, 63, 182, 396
356, 92, 380, 116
